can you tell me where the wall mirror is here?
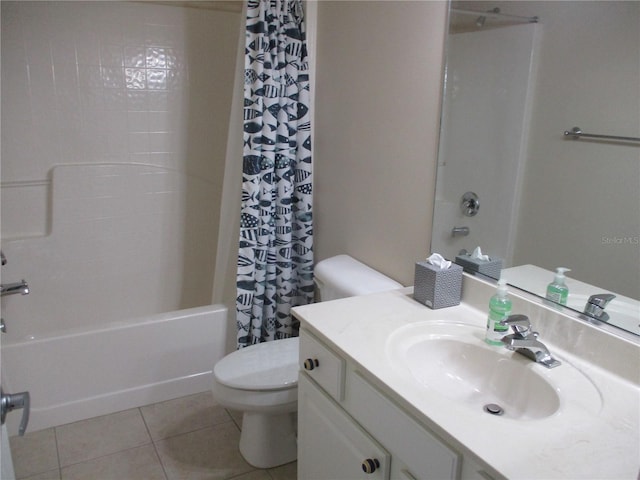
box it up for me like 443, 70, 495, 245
431, 1, 639, 336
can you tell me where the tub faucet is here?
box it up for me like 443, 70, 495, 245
500, 314, 561, 369
583, 293, 616, 322
1, 280, 30, 297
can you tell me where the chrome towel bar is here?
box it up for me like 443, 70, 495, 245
564, 126, 640, 143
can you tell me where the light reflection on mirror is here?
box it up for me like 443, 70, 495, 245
432, 1, 640, 336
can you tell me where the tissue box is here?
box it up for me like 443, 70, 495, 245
413, 262, 463, 309
455, 254, 503, 279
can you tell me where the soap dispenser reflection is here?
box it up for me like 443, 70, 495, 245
546, 267, 570, 305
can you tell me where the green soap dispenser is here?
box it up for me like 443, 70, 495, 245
485, 279, 512, 346
546, 267, 571, 305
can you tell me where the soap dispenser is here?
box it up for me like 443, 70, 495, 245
546, 267, 571, 305
485, 279, 512, 346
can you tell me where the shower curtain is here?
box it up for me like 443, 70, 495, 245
236, 0, 314, 347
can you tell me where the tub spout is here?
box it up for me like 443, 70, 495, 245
1, 280, 30, 297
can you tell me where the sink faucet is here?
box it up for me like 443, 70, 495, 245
583, 293, 616, 322
1, 280, 30, 297
500, 314, 561, 369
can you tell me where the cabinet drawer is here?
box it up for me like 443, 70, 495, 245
299, 329, 345, 401
345, 370, 460, 480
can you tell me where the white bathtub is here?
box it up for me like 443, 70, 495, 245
1, 305, 227, 435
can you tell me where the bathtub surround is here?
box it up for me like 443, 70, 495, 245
1, 2, 241, 434
237, 0, 314, 347
1, 1, 240, 307
2, 164, 221, 340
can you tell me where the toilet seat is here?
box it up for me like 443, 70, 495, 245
214, 337, 299, 391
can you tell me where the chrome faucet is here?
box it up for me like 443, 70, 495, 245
583, 293, 616, 322
500, 314, 561, 369
1, 280, 30, 297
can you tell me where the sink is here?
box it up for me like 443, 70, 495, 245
386, 321, 601, 420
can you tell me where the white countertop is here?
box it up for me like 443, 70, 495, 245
292, 286, 640, 479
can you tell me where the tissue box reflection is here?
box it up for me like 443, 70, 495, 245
454, 254, 503, 279
413, 262, 463, 309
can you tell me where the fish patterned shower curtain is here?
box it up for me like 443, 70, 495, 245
236, 0, 314, 347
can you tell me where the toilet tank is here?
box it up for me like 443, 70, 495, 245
314, 255, 403, 302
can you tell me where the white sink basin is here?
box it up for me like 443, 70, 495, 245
386, 322, 601, 420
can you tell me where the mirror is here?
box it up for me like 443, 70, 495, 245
432, 1, 640, 336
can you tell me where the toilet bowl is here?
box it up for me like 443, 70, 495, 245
212, 337, 299, 468
211, 255, 402, 468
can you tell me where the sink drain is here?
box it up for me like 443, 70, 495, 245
483, 403, 504, 416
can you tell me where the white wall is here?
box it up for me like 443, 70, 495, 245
313, 1, 448, 286
1, 2, 240, 337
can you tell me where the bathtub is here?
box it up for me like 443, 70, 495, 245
1, 305, 227, 435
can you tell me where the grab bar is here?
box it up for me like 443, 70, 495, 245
564, 127, 640, 144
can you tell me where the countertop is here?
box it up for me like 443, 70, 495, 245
292, 285, 640, 479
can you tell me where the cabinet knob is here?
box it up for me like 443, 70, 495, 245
303, 358, 319, 371
361, 458, 380, 474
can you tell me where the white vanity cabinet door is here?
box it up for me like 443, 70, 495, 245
298, 374, 390, 480
345, 371, 460, 480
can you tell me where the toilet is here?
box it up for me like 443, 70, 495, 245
211, 254, 403, 468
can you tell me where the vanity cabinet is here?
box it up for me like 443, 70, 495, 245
298, 328, 489, 480
294, 279, 640, 479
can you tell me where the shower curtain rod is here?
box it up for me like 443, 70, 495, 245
451, 8, 539, 24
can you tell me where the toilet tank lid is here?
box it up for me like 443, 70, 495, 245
314, 255, 403, 298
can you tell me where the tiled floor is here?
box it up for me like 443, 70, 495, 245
9, 393, 297, 480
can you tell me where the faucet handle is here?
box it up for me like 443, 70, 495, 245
500, 314, 532, 336
587, 293, 616, 308
583, 293, 616, 322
